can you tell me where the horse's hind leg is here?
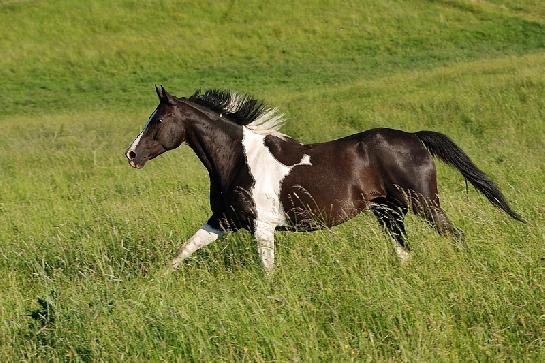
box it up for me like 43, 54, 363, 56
371, 197, 410, 261
412, 194, 464, 244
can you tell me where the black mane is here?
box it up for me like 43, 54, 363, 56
188, 89, 269, 126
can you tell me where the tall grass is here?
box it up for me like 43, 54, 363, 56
1, 0, 544, 361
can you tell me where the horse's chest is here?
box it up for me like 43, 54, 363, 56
242, 129, 309, 226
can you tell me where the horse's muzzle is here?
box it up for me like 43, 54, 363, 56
126, 150, 146, 169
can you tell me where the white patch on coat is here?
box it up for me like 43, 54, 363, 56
242, 127, 311, 229
126, 109, 157, 158
300, 154, 311, 165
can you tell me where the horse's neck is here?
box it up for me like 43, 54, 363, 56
184, 109, 245, 189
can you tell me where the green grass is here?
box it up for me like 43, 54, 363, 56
1, 0, 545, 361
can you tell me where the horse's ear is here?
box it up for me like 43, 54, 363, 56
155, 84, 163, 100
159, 85, 177, 105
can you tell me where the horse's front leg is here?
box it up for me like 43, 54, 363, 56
254, 221, 276, 273
172, 223, 224, 270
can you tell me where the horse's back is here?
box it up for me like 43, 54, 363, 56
307, 128, 433, 173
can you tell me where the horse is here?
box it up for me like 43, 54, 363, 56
126, 86, 524, 272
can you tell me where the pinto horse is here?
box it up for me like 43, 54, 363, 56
126, 86, 523, 272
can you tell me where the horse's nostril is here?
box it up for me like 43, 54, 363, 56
128, 150, 136, 159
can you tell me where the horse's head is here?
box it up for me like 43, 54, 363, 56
126, 86, 187, 168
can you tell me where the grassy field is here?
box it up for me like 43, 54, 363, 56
1, 0, 545, 361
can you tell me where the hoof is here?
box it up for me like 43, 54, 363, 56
453, 228, 467, 249
158, 265, 174, 277
171, 257, 183, 271
394, 246, 410, 264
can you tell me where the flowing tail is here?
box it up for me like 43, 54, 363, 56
414, 131, 525, 222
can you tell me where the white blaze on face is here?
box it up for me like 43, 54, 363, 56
126, 109, 157, 159
242, 127, 311, 228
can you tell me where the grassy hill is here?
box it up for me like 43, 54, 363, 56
1, 0, 544, 360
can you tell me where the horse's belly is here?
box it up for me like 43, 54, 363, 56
279, 180, 367, 230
